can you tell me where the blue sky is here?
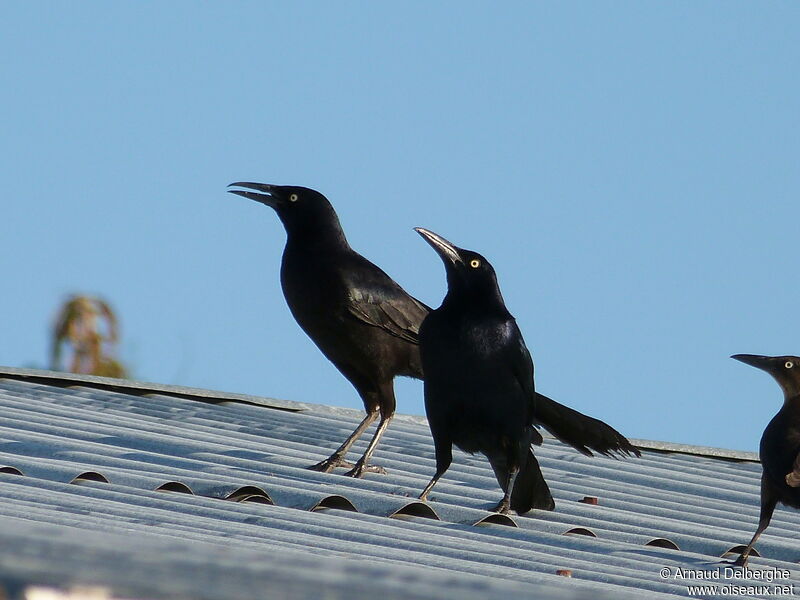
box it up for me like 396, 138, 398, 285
3, 3, 798, 452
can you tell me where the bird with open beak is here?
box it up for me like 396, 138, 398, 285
228, 182, 429, 477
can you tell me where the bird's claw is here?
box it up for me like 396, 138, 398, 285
307, 455, 355, 473
731, 555, 749, 568
492, 500, 512, 515
344, 463, 387, 478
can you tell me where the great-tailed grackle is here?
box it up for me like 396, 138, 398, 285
730, 354, 800, 565
228, 182, 429, 477
415, 228, 639, 514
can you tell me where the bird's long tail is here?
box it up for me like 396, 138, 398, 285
489, 449, 555, 514
534, 392, 641, 458
513, 449, 555, 513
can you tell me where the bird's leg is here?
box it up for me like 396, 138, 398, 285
734, 530, 763, 568
492, 467, 519, 514
419, 442, 452, 502
733, 496, 777, 567
308, 409, 378, 473
344, 414, 393, 477
418, 473, 443, 502
343, 382, 395, 477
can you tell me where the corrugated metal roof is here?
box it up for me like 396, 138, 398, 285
0, 367, 798, 600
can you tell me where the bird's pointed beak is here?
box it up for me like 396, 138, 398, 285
415, 227, 463, 266
228, 182, 280, 208
731, 354, 772, 371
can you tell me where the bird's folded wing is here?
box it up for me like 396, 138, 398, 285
786, 452, 800, 487
506, 324, 538, 421
534, 393, 641, 458
346, 287, 430, 344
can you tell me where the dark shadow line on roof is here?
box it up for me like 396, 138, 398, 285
632, 444, 759, 464
0, 371, 301, 413
0, 466, 23, 476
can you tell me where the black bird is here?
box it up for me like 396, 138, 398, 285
415, 228, 639, 514
228, 182, 429, 477
730, 354, 800, 566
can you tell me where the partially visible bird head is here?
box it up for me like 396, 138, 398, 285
731, 354, 800, 400
228, 182, 344, 242
415, 227, 504, 303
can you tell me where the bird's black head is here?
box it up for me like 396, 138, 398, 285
415, 227, 505, 307
731, 354, 800, 400
228, 182, 346, 245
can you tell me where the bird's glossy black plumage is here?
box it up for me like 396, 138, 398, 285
228, 182, 429, 477
415, 228, 639, 514
730, 354, 800, 565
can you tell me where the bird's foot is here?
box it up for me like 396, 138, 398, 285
492, 499, 512, 515
343, 462, 387, 478
731, 555, 749, 568
307, 455, 354, 473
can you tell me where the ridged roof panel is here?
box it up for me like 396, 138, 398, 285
0, 370, 797, 599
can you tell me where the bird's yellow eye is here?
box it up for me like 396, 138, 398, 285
469, 259, 480, 268
786, 361, 794, 369
289, 194, 298, 202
